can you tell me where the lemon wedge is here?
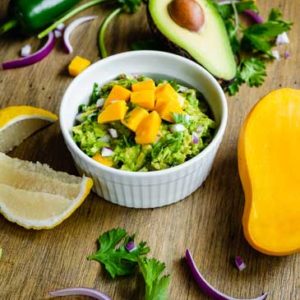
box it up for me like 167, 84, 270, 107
0, 106, 58, 153
0, 153, 93, 229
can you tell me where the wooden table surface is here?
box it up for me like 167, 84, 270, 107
0, 1, 299, 299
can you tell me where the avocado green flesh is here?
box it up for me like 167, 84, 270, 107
148, 0, 237, 80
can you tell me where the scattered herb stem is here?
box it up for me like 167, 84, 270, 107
98, 8, 122, 58
0, 19, 17, 35
38, 0, 110, 39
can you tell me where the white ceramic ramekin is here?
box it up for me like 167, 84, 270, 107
60, 51, 228, 208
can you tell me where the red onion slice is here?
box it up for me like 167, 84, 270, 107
2, 32, 55, 70
243, 10, 264, 24
49, 287, 111, 300
125, 241, 137, 252
63, 16, 97, 54
185, 249, 268, 300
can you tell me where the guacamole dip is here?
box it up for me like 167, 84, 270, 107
72, 74, 216, 171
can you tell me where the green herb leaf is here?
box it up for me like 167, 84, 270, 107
226, 58, 266, 95
87, 228, 150, 278
242, 17, 292, 55
117, 0, 143, 13
138, 257, 171, 300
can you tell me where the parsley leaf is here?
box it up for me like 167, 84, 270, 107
226, 58, 266, 95
242, 14, 292, 55
87, 228, 150, 278
138, 257, 171, 300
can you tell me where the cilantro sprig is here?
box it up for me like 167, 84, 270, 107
88, 228, 170, 300
87, 228, 150, 278
139, 258, 171, 300
215, 1, 292, 95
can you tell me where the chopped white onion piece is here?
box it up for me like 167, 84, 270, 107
75, 113, 84, 123
196, 125, 204, 134
108, 128, 118, 138
177, 85, 189, 92
184, 114, 191, 123
171, 124, 185, 133
54, 30, 62, 38
276, 32, 289, 45
271, 50, 280, 60
56, 23, 65, 31
101, 147, 114, 157
20, 45, 32, 57
100, 135, 110, 143
96, 98, 105, 108
177, 94, 185, 107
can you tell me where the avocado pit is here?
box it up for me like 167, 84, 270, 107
168, 0, 205, 32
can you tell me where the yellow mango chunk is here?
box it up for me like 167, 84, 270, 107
98, 101, 128, 124
155, 83, 178, 100
155, 94, 181, 111
122, 107, 149, 132
104, 85, 131, 107
132, 79, 156, 92
156, 99, 183, 122
93, 153, 113, 167
131, 90, 155, 110
68, 56, 91, 77
135, 111, 161, 144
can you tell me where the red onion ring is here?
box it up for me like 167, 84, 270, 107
63, 16, 97, 54
49, 287, 111, 300
2, 32, 55, 70
185, 249, 268, 300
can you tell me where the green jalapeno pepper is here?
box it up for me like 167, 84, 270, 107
0, 0, 81, 35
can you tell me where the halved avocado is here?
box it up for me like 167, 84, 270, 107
148, 0, 237, 80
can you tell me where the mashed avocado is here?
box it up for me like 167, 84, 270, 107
72, 74, 216, 171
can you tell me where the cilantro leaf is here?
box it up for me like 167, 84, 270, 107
87, 228, 150, 278
117, 0, 143, 13
239, 58, 266, 87
226, 58, 266, 95
242, 13, 292, 55
138, 257, 171, 300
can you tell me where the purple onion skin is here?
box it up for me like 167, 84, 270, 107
49, 287, 111, 300
243, 10, 264, 24
2, 33, 55, 70
185, 249, 268, 300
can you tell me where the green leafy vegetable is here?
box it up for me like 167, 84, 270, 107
214, 0, 292, 95
138, 257, 171, 300
87, 228, 150, 278
227, 58, 266, 95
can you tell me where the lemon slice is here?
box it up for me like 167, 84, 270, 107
0, 106, 58, 153
0, 153, 93, 229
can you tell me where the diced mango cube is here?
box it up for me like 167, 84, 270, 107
156, 99, 183, 122
155, 83, 178, 100
135, 111, 161, 144
155, 95, 179, 110
132, 79, 156, 92
98, 101, 128, 124
122, 107, 149, 132
93, 153, 113, 167
104, 85, 131, 107
131, 90, 155, 110
68, 56, 91, 77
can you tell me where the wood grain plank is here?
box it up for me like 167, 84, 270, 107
0, 0, 299, 299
